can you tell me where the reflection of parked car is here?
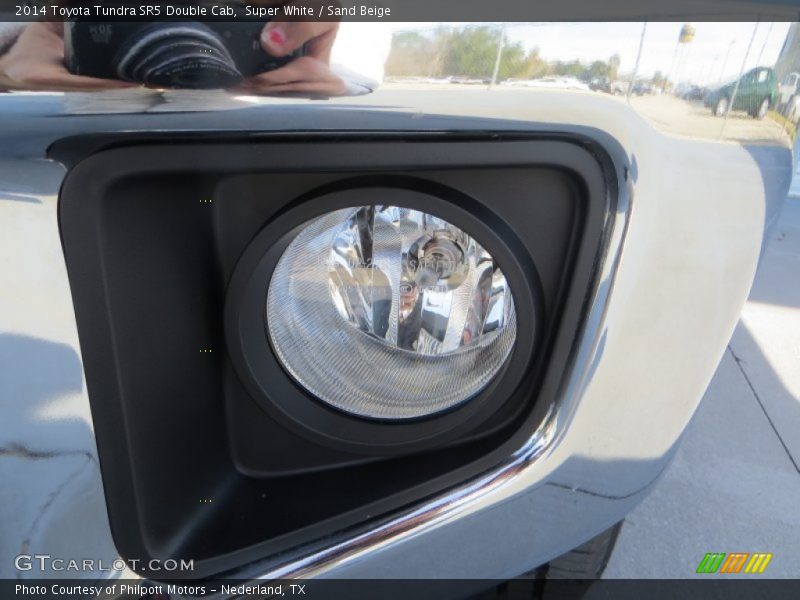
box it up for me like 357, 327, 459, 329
589, 76, 611, 93
704, 66, 778, 119
680, 85, 707, 102
609, 80, 629, 95
778, 72, 800, 112
785, 94, 800, 123
504, 76, 590, 91
426, 76, 454, 84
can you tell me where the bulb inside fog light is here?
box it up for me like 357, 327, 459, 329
267, 205, 517, 420
328, 206, 511, 356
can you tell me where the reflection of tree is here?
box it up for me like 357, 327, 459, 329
385, 27, 539, 79
608, 54, 621, 80
551, 59, 584, 77
384, 31, 433, 77
385, 30, 624, 83
523, 48, 550, 78
588, 60, 611, 79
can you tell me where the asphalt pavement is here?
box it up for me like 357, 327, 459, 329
605, 186, 800, 578
628, 94, 791, 145
378, 85, 793, 147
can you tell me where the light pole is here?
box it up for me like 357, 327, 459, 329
718, 40, 735, 85
667, 23, 695, 94
721, 22, 760, 139
627, 22, 648, 102
489, 24, 506, 89
756, 21, 775, 66
705, 54, 720, 86
672, 23, 695, 91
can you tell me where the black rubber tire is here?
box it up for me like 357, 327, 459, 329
544, 521, 623, 582
783, 96, 796, 119
753, 97, 769, 120
480, 522, 624, 599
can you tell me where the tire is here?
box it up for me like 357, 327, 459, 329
713, 96, 729, 117
783, 96, 795, 118
754, 97, 769, 120
542, 520, 622, 580
484, 522, 624, 599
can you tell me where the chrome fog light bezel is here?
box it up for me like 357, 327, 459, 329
225, 183, 542, 454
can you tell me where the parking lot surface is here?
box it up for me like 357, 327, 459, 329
605, 192, 800, 578
629, 94, 791, 145
377, 85, 793, 147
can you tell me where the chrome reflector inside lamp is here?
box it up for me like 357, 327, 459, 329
266, 205, 516, 420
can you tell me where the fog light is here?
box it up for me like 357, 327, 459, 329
266, 206, 516, 420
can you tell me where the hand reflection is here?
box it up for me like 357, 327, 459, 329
238, 1, 346, 95
0, 23, 137, 92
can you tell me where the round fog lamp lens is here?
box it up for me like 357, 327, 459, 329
266, 205, 517, 420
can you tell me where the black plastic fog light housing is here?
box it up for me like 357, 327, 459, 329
58, 133, 612, 574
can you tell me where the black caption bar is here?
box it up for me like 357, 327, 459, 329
3, 0, 800, 22
6, 579, 800, 600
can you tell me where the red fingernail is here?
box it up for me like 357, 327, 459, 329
268, 28, 285, 47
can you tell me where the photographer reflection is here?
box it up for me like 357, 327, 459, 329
0, 1, 364, 96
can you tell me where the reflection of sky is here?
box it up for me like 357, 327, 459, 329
385, 22, 792, 85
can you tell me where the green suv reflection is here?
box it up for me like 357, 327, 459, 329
705, 67, 778, 119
